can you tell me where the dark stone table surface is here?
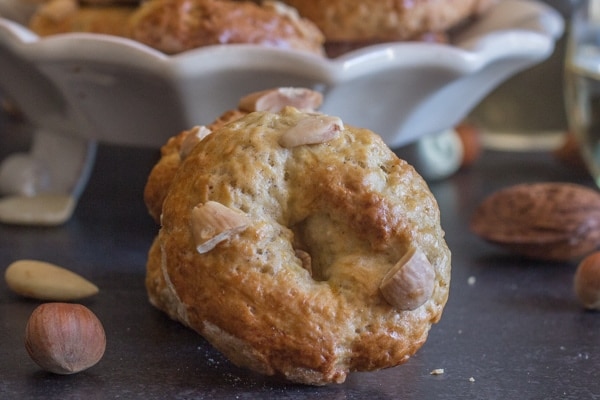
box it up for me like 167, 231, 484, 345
1, 113, 599, 399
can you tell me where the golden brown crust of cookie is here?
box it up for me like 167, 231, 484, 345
144, 133, 187, 224
277, 0, 498, 43
27, 0, 325, 55
145, 107, 451, 385
145, 88, 322, 223
28, 0, 135, 37
128, 0, 325, 54
144, 109, 247, 223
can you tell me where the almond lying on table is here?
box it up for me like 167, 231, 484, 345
469, 182, 600, 262
5, 260, 99, 301
0, 194, 75, 226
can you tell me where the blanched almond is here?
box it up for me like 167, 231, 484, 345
179, 126, 212, 159
5, 260, 99, 301
191, 201, 250, 254
279, 114, 343, 148
380, 246, 435, 311
238, 88, 323, 113
0, 194, 75, 226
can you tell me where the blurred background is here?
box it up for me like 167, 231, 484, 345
0, 0, 585, 175
469, 0, 583, 151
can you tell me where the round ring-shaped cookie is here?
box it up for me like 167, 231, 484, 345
146, 107, 451, 385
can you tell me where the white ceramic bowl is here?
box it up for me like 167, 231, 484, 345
0, 0, 564, 147
0, 0, 563, 199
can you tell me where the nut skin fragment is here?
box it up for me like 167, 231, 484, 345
238, 87, 323, 113
5, 259, 99, 301
0, 194, 75, 226
380, 246, 435, 311
294, 249, 312, 276
191, 201, 250, 254
25, 303, 106, 375
279, 114, 343, 148
574, 251, 600, 310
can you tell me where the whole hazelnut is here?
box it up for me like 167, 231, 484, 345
574, 252, 600, 310
25, 302, 106, 374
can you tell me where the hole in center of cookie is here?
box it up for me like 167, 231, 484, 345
291, 212, 374, 282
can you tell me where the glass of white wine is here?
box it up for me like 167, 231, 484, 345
565, 0, 600, 186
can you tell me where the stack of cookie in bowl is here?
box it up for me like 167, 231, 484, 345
27, 0, 326, 55
25, 0, 497, 57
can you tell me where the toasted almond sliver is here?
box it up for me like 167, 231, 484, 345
379, 246, 435, 311
179, 126, 212, 159
238, 87, 323, 113
191, 201, 250, 254
279, 114, 343, 148
0, 194, 75, 226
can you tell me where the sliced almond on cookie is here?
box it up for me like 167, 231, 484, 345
191, 201, 250, 254
238, 88, 323, 113
179, 126, 212, 160
279, 114, 343, 148
380, 246, 435, 311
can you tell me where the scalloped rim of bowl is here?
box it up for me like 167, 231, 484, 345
0, 0, 563, 148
